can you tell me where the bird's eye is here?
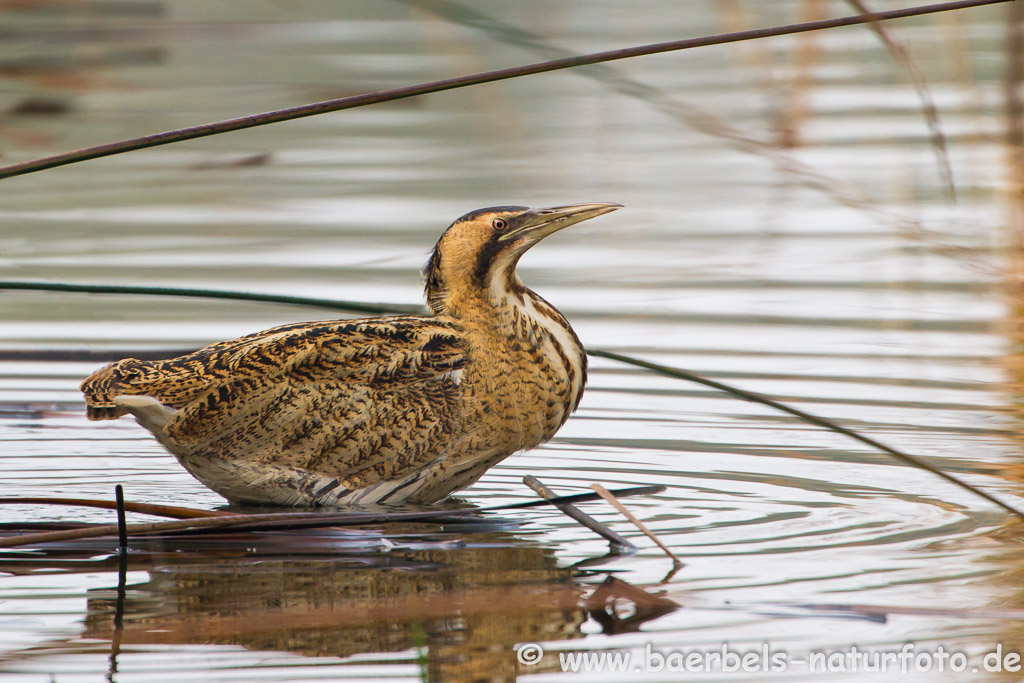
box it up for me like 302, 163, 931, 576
492, 218, 507, 231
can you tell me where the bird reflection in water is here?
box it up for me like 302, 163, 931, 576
75, 531, 677, 681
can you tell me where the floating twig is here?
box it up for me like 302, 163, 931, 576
524, 476, 636, 552
0, 496, 234, 519
0, 0, 1009, 180
0, 485, 663, 521
0, 514, 293, 550
590, 484, 684, 570
0, 484, 666, 549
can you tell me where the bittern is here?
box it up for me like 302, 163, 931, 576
81, 203, 621, 506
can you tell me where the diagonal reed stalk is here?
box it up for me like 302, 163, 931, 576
588, 350, 1024, 521
0, 0, 1010, 180
844, 0, 957, 201
590, 483, 684, 568
403, 0, 947, 234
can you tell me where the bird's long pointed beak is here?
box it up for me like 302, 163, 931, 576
499, 202, 622, 242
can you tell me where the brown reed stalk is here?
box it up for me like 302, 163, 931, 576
0, 0, 1009, 181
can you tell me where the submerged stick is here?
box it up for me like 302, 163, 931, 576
114, 485, 128, 552
0, 0, 1009, 180
588, 349, 1024, 521
525, 476, 636, 551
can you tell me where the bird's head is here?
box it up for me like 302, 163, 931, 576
424, 203, 622, 314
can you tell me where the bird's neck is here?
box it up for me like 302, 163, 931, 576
438, 270, 588, 417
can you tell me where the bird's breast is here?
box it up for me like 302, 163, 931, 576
457, 290, 585, 453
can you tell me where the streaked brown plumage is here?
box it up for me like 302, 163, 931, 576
80, 203, 621, 506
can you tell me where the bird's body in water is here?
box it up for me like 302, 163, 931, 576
80, 203, 621, 506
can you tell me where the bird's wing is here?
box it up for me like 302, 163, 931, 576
81, 316, 467, 417
82, 316, 471, 495
267, 317, 468, 385
157, 316, 469, 483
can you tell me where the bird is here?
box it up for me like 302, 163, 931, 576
80, 203, 621, 507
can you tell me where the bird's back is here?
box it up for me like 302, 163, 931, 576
81, 316, 474, 504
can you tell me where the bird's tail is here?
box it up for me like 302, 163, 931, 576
80, 358, 152, 420
112, 395, 177, 432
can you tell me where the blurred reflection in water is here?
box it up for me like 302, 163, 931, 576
77, 536, 635, 681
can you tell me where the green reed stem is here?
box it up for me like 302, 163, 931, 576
0, 281, 420, 315
0, 0, 1010, 180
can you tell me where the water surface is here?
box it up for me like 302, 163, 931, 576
2, 1, 1023, 681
